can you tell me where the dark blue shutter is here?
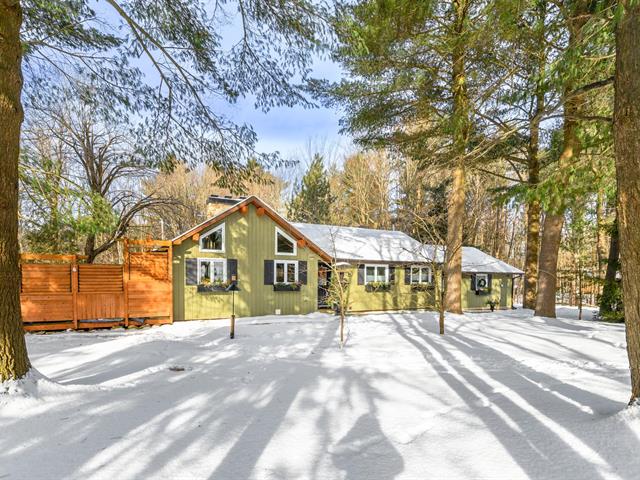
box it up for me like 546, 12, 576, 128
405, 266, 411, 284
357, 264, 365, 285
227, 259, 238, 282
186, 258, 198, 285
264, 260, 274, 285
388, 266, 395, 284
299, 261, 308, 285
487, 273, 493, 292
470, 274, 476, 291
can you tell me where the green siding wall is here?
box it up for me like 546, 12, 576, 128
462, 274, 513, 310
345, 265, 437, 312
173, 204, 318, 320
344, 267, 513, 313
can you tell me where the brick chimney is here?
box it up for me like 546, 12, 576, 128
206, 194, 246, 218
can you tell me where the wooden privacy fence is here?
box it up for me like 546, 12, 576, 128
20, 239, 173, 332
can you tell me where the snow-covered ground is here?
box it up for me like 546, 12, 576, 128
2, 308, 639, 480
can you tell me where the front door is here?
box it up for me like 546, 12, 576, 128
318, 264, 332, 308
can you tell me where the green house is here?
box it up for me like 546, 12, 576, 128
171, 196, 523, 321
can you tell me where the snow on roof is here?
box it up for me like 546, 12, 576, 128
292, 223, 431, 263
461, 247, 523, 275
293, 222, 523, 274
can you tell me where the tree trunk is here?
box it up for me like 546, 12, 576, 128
444, 0, 469, 314
523, 90, 543, 309
522, 0, 546, 310
577, 255, 583, 320
445, 165, 465, 314
614, 0, 640, 404
596, 188, 607, 280
0, 0, 30, 382
599, 217, 619, 315
534, 213, 563, 317
533, 2, 589, 318
85, 233, 97, 263
523, 200, 541, 309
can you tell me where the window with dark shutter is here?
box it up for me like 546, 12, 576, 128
264, 260, 274, 285
299, 261, 308, 285
186, 258, 198, 285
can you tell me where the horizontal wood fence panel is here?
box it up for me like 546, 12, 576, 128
21, 264, 71, 293
21, 294, 74, 322
77, 293, 125, 320
21, 242, 173, 331
79, 265, 123, 292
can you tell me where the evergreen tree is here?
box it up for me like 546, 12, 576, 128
317, 0, 498, 313
287, 154, 332, 223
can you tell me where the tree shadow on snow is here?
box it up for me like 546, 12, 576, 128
388, 314, 640, 480
1, 319, 406, 480
332, 413, 404, 480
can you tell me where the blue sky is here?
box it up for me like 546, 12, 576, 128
218, 58, 352, 162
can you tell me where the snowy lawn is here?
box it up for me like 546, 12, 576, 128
2, 308, 640, 480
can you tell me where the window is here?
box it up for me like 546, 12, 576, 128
475, 273, 489, 290
365, 264, 389, 284
198, 258, 226, 283
200, 223, 225, 252
275, 260, 298, 284
275, 227, 297, 255
411, 266, 432, 284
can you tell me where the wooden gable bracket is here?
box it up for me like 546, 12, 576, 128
256, 207, 265, 216
192, 233, 200, 241
240, 205, 249, 215
297, 239, 307, 248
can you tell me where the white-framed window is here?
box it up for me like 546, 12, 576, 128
198, 258, 226, 283
475, 273, 489, 289
275, 260, 298, 284
200, 223, 225, 252
275, 227, 297, 256
365, 264, 389, 284
410, 266, 432, 284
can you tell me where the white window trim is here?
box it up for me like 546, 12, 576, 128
274, 260, 299, 284
410, 265, 433, 284
200, 223, 225, 253
197, 258, 227, 283
475, 273, 490, 289
364, 264, 389, 284
275, 227, 297, 256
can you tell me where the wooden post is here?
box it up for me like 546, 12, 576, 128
123, 239, 130, 328
230, 287, 236, 339
168, 242, 174, 324
71, 255, 78, 330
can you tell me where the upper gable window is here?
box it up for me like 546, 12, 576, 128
275, 227, 297, 255
200, 223, 225, 252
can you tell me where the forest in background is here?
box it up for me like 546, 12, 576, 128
18, 130, 614, 321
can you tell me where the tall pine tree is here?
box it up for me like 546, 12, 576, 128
288, 154, 332, 223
